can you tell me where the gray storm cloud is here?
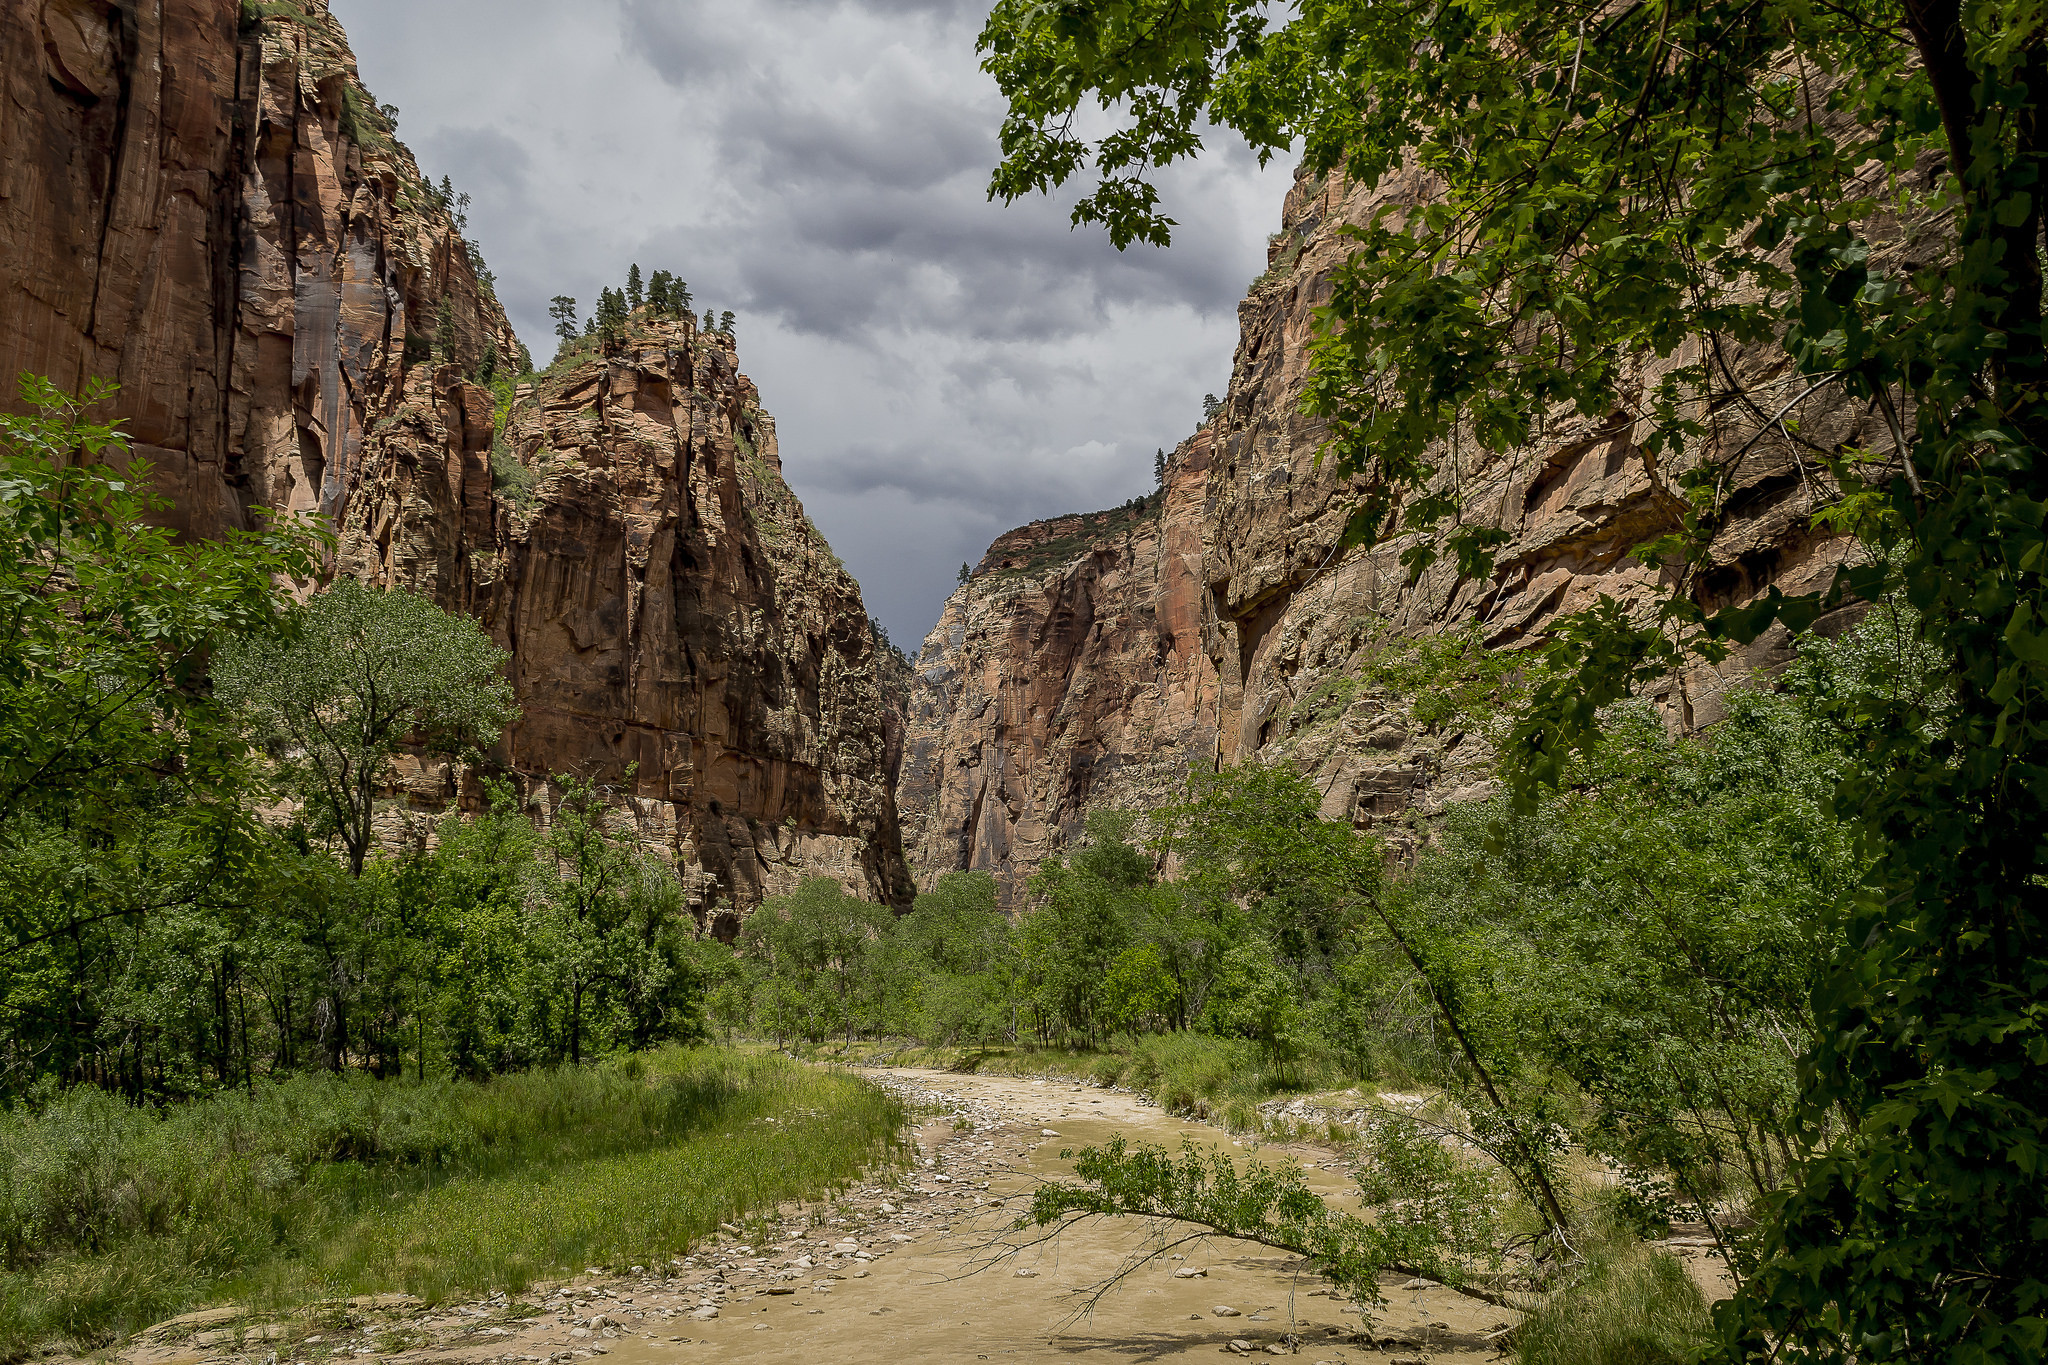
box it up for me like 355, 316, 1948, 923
331, 0, 1293, 643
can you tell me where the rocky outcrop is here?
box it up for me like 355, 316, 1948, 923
1, 0, 909, 920
898, 476, 1219, 907
903, 162, 1871, 900
337, 321, 914, 925
1, 0, 519, 538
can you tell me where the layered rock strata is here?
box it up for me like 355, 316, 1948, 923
904, 162, 1875, 901
338, 322, 914, 925
1, 0, 909, 919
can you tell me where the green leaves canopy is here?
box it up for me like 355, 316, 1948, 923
981, 2, 2048, 1357
214, 577, 516, 877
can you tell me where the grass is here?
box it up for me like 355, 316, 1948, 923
1515, 1242, 1712, 1365
0, 1048, 904, 1354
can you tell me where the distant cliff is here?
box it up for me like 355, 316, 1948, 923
0, 0, 909, 920
902, 163, 1868, 905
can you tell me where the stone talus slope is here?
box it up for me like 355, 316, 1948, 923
1, 0, 517, 538
2, 0, 908, 920
905, 162, 1874, 893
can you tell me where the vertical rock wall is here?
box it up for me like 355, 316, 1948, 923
1, 0, 910, 920
338, 322, 914, 924
1, 0, 519, 537
902, 163, 1873, 903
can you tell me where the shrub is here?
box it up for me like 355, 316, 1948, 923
1515, 1244, 1711, 1365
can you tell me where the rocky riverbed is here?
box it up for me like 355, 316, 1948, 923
102, 1068, 1521, 1365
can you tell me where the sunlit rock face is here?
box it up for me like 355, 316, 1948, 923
0, 0, 910, 923
902, 163, 1867, 899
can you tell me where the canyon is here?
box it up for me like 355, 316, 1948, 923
0, 0, 908, 918
899, 164, 1874, 903
4, 0, 1869, 918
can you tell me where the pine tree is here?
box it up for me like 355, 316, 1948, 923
596, 288, 628, 347
676, 279, 693, 313
703, 309, 716, 333
477, 339, 498, 385
549, 296, 578, 344
719, 311, 735, 337
647, 270, 672, 314
626, 264, 643, 311
957, 562, 971, 585
1201, 394, 1221, 421
1154, 447, 1166, 486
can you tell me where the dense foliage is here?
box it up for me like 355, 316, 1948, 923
979, 1, 2048, 1356
0, 387, 709, 1101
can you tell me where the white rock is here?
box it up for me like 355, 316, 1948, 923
1172, 1267, 1207, 1279
1014, 1268, 1038, 1278
1040, 1129, 1060, 1137
688, 1307, 718, 1321
1212, 1305, 1241, 1317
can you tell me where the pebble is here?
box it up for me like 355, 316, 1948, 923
688, 1308, 718, 1321
1212, 1306, 1241, 1317
1014, 1268, 1038, 1278
1172, 1267, 1207, 1279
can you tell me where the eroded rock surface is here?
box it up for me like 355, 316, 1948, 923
0, 0, 520, 536
338, 322, 913, 919
1, 0, 907, 916
903, 162, 1871, 894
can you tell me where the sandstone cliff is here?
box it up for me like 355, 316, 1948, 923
338, 321, 914, 925
2, 0, 519, 538
1, 0, 909, 919
903, 162, 1872, 903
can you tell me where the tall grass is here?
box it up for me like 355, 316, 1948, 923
1515, 1243, 1712, 1365
0, 1049, 902, 1354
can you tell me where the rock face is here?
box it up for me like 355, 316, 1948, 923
338, 322, 914, 925
903, 162, 1869, 903
1, 0, 909, 919
1, 0, 520, 538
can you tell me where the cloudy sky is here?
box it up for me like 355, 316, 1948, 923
331, 0, 1294, 647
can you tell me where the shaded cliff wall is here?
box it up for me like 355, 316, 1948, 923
1, 0, 910, 919
903, 163, 1872, 903
899, 458, 1219, 907
1, 0, 518, 536
337, 321, 914, 925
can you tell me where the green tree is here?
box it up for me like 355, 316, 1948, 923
549, 296, 578, 346
739, 878, 891, 1045
626, 263, 644, 311
0, 377, 320, 1095
213, 579, 516, 878
533, 777, 703, 1065
0, 377, 319, 830
595, 288, 629, 348
718, 311, 736, 337
980, 3, 2048, 1355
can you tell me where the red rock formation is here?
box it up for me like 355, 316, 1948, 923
1, 0, 909, 919
902, 162, 1872, 899
1, 0, 520, 538
338, 323, 914, 923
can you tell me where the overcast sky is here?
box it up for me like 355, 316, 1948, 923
331, 0, 1294, 646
